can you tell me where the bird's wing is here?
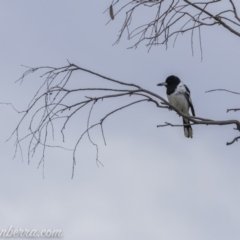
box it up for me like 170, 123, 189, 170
183, 84, 195, 116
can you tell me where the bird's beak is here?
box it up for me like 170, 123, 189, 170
157, 82, 167, 87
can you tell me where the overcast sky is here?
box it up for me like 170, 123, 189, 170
0, 1, 240, 240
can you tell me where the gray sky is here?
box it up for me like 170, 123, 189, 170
0, 1, 240, 239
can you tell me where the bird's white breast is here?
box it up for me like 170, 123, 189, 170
167, 83, 189, 114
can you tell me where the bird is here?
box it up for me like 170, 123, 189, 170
157, 75, 195, 138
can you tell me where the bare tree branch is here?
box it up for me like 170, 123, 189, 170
157, 122, 195, 127
206, 89, 240, 95
227, 136, 240, 145
8, 63, 240, 177
206, 88, 240, 113
229, 0, 240, 22
106, 0, 240, 54
227, 108, 240, 113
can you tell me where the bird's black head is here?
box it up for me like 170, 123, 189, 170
157, 75, 180, 88
157, 75, 181, 95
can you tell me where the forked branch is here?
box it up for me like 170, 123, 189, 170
7, 62, 240, 177
107, 0, 240, 56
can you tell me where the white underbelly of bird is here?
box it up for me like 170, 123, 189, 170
167, 93, 193, 138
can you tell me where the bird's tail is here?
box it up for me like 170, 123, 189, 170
183, 117, 193, 138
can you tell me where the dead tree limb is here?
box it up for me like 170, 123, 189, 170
106, 0, 240, 56
6, 62, 240, 177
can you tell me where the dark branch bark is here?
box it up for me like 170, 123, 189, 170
107, 0, 240, 54
206, 89, 240, 95
8, 63, 240, 177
